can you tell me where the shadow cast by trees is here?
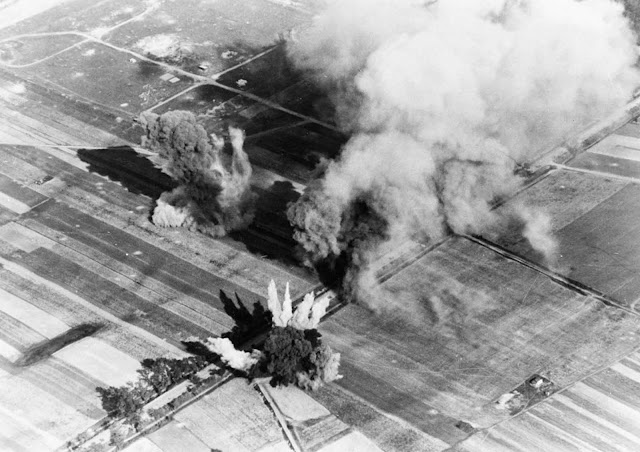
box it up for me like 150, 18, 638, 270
219, 290, 272, 346
181, 290, 271, 371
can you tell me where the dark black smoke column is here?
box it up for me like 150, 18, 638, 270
139, 110, 255, 237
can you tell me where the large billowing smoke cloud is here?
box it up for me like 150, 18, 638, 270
287, 0, 640, 304
140, 111, 255, 237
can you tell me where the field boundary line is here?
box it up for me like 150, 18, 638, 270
144, 83, 204, 113
210, 44, 279, 80
93, 2, 159, 38
0, 37, 90, 69
461, 234, 639, 317
0, 254, 187, 356
451, 341, 640, 451
209, 79, 339, 132
255, 381, 302, 452
554, 163, 640, 184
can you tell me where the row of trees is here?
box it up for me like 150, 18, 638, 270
96, 355, 208, 427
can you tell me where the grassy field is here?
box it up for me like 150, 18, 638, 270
103, 0, 310, 75
0, 0, 148, 38
0, 33, 83, 66
15, 40, 195, 115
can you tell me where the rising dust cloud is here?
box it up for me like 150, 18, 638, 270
286, 0, 640, 306
140, 110, 256, 237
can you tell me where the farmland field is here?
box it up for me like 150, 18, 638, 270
0, 0, 327, 448
2, 0, 640, 451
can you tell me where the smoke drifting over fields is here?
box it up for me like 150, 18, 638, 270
140, 111, 255, 237
287, 0, 640, 303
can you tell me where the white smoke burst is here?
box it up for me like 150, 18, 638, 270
287, 0, 640, 303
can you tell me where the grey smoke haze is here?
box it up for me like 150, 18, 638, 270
140, 111, 255, 237
287, 0, 640, 304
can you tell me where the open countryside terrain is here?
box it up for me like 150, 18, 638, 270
1, 1, 640, 451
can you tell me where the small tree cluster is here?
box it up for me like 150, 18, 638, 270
96, 384, 147, 427
96, 355, 208, 428
138, 356, 207, 393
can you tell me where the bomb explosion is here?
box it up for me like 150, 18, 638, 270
140, 110, 255, 237
138, 0, 640, 309
286, 0, 640, 306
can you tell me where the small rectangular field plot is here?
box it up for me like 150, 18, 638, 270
0, 172, 49, 215
146, 421, 210, 452
173, 378, 283, 451
320, 236, 640, 442
0, 287, 68, 338
492, 169, 640, 308
215, 44, 328, 121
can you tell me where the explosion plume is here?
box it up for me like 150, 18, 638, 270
139, 110, 255, 237
287, 0, 640, 303
205, 281, 341, 390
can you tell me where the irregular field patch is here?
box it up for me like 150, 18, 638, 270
105, 0, 310, 75
0, 34, 83, 66
16, 40, 194, 114
0, 0, 147, 39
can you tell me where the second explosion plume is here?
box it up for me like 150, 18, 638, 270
286, 0, 640, 304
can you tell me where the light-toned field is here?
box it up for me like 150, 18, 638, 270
53, 336, 142, 387
171, 379, 285, 452
0, 0, 72, 30
0, 374, 97, 451
0, 287, 68, 338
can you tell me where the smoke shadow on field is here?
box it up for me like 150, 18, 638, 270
229, 180, 301, 264
77, 146, 176, 200
137, 59, 165, 79
218, 290, 272, 346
